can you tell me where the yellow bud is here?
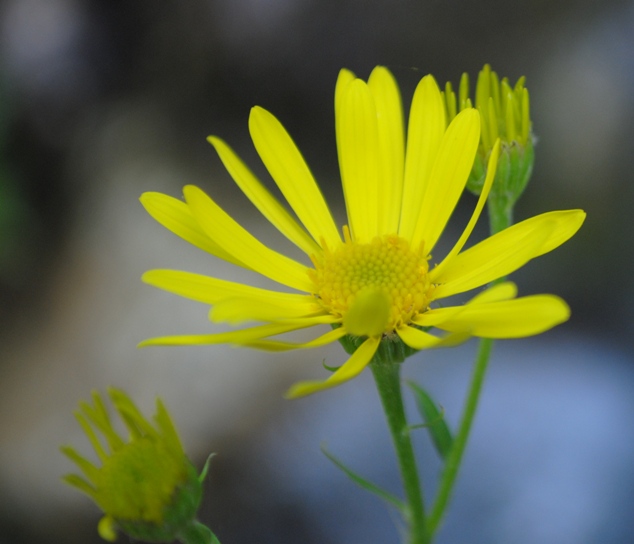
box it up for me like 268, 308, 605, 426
61, 389, 213, 543
442, 64, 535, 205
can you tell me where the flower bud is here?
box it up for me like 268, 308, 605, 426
443, 64, 534, 208
61, 389, 216, 543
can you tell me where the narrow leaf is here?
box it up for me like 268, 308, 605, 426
407, 381, 454, 460
321, 443, 406, 512
198, 453, 216, 483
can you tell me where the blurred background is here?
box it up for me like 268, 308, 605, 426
1, 0, 633, 543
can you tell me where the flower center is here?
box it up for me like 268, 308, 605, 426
310, 231, 434, 334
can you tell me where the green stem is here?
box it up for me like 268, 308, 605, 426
488, 194, 513, 235
427, 196, 512, 539
427, 337, 494, 534
371, 358, 428, 544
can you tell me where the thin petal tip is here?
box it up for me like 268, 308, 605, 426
137, 337, 167, 348
139, 191, 162, 205
337, 67, 356, 81
140, 269, 160, 284
284, 380, 330, 399
455, 106, 480, 125
182, 184, 206, 202
552, 296, 572, 322
249, 105, 268, 120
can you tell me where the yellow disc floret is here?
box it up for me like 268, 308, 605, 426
310, 229, 434, 333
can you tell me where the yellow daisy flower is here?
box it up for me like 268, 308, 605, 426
140, 66, 585, 398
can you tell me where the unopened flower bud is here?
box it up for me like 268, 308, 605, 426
443, 64, 534, 212
61, 389, 218, 544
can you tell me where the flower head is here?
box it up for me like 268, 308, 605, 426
140, 66, 585, 398
61, 389, 209, 543
443, 64, 534, 205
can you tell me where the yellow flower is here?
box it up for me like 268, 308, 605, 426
61, 389, 207, 542
140, 66, 585, 398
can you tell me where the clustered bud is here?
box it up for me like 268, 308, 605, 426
443, 64, 534, 228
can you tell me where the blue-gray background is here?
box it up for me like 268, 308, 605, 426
0, 1, 633, 543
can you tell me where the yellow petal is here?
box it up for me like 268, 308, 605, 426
431, 139, 500, 279
335, 69, 356, 104
243, 327, 347, 351
337, 78, 381, 242
431, 210, 585, 298
467, 281, 518, 303
335, 68, 356, 169
412, 307, 464, 328
435, 295, 571, 338
368, 66, 405, 234
432, 226, 549, 300
527, 209, 586, 258
399, 75, 446, 240
209, 296, 323, 324
396, 326, 470, 350
285, 336, 381, 398
183, 185, 313, 292
138, 315, 339, 347
343, 287, 390, 337
140, 192, 246, 268
143, 269, 314, 309
410, 108, 480, 252
249, 106, 341, 248
413, 282, 518, 327
207, 136, 320, 256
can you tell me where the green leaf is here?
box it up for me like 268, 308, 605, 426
320, 443, 406, 512
198, 453, 216, 484
407, 381, 454, 460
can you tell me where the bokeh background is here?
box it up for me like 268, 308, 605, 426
1, 1, 633, 543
